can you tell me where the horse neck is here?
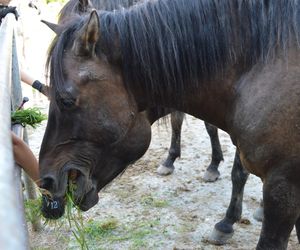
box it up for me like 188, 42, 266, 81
130, 65, 240, 132
107, 0, 299, 130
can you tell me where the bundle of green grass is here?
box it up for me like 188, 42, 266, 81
11, 107, 47, 128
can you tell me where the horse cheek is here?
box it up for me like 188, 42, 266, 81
121, 116, 152, 164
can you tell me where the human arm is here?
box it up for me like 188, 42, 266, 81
21, 69, 50, 98
11, 132, 40, 186
0, 0, 11, 5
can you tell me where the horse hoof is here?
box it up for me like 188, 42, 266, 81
253, 206, 264, 222
156, 164, 174, 175
207, 224, 234, 245
203, 169, 220, 182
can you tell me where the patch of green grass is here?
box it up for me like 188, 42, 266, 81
126, 219, 161, 249
140, 194, 169, 208
129, 237, 148, 250
84, 218, 118, 238
128, 229, 151, 249
24, 198, 42, 224
79, 218, 161, 249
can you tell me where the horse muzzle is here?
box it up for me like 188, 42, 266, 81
40, 163, 99, 219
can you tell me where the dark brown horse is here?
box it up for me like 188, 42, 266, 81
39, 0, 300, 249
54, 1, 249, 240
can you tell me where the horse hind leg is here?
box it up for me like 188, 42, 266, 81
157, 111, 184, 175
203, 122, 224, 182
253, 198, 264, 222
208, 150, 249, 245
257, 166, 300, 250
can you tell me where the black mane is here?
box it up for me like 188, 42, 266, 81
48, 0, 300, 103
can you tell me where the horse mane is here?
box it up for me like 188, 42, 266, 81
48, 0, 300, 103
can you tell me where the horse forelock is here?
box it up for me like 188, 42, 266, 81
47, 0, 141, 106
48, 0, 300, 105
46, 16, 85, 105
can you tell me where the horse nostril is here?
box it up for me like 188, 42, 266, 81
40, 175, 57, 191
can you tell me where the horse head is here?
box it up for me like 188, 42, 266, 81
40, 11, 151, 217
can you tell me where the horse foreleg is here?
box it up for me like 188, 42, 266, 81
203, 122, 224, 182
208, 150, 249, 245
257, 171, 300, 250
157, 111, 184, 175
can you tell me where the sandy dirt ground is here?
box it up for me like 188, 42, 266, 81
15, 2, 299, 250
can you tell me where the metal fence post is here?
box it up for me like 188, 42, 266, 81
0, 13, 29, 250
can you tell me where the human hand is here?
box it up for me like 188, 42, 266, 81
40, 85, 50, 98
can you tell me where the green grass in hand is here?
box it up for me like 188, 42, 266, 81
11, 107, 47, 128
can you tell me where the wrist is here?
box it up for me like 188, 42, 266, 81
32, 80, 43, 92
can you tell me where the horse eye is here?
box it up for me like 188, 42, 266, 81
60, 97, 76, 109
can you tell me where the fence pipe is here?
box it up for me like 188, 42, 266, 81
23, 130, 42, 232
9, 8, 42, 232
0, 14, 29, 250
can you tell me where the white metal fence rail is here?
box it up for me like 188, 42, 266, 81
0, 13, 29, 250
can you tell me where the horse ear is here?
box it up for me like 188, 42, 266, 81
72, 10, 100, 57
41, 20, 63, 34
78, 0, 93, 12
